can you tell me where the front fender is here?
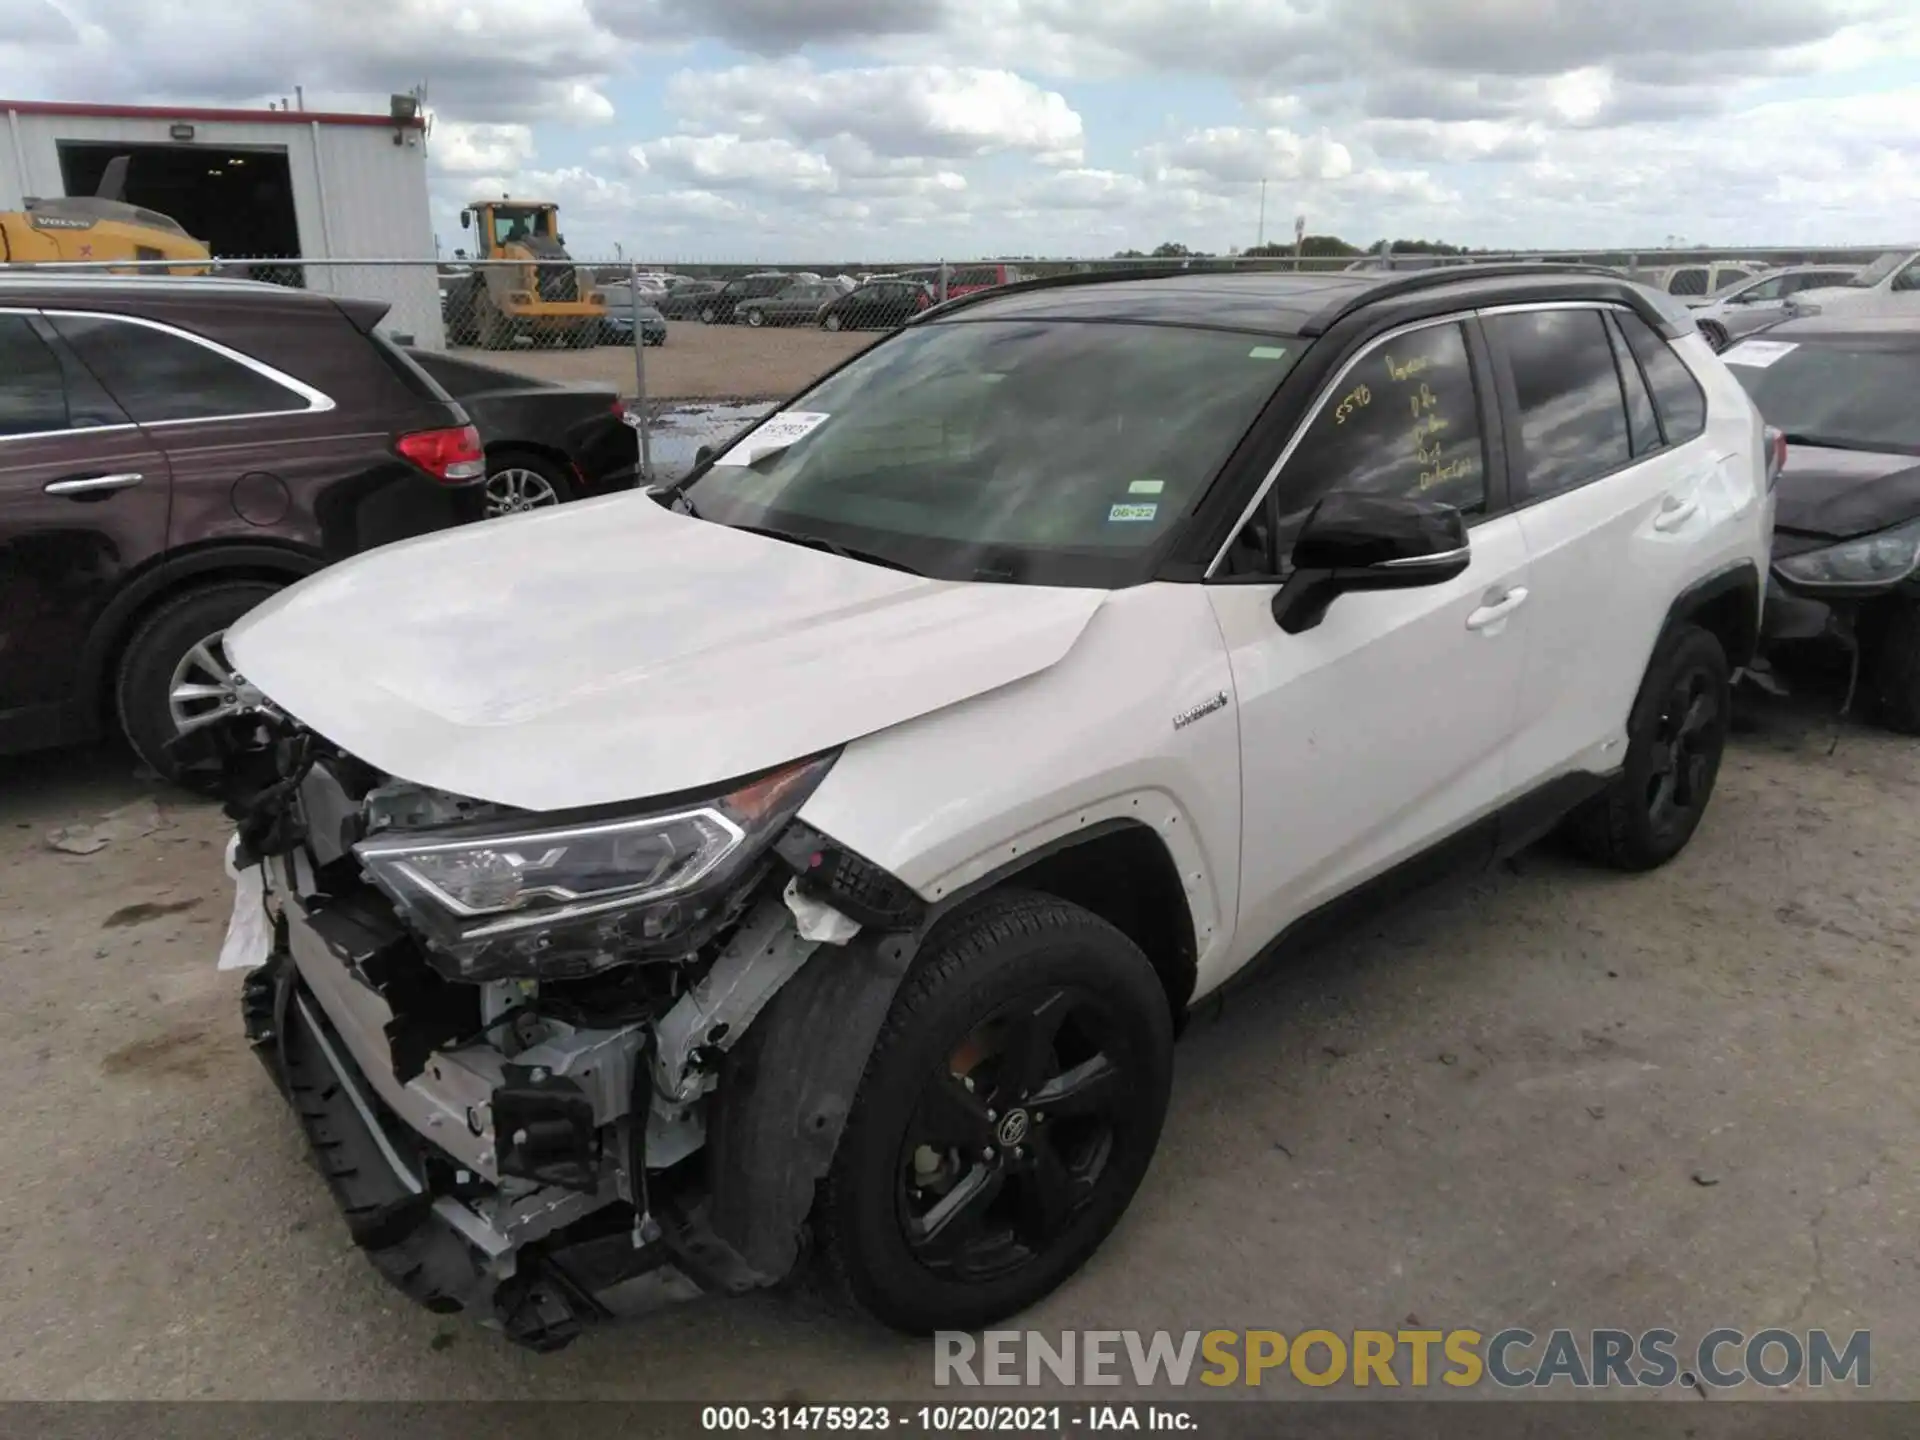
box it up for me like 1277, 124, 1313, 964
797, 583, 1243, 993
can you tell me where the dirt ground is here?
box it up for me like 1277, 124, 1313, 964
469, 322, 879, 401
2, 682, 1916, 1401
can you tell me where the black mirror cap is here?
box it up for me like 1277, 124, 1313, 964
693, 444, 714, 467
1292, 491, 1468, 571
1273, 492, 1471, 634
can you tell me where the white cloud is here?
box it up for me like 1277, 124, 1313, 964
5, 0, 1920, 258
1143, 126, 1357, 188
633, 133, 839, 193
430, 121, 538, 175
668, 60, 1084, 163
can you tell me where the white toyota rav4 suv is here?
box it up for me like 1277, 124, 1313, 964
203, 264, 1775, 1350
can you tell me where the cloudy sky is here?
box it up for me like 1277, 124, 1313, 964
4, 0, 1919, 261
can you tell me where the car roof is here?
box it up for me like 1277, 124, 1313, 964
920, 264, 1694, 339
0, 272, 344, 313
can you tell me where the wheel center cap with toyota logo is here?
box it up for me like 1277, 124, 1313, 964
996, 1109, 1030, 1147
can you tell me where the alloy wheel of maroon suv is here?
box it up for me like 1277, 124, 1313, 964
0, 275, 487, 781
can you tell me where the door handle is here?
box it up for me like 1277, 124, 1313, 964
1466, 586, 1529, 631
1653, 495, 1698, 531
44, 472, 144, 497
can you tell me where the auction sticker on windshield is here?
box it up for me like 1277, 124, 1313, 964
714, 411, 830, 465
1722, 340, 1797, 368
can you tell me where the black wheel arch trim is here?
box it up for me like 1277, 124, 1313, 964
1656, 559, 1764, 670
79, 540, 322, 717
912, 817, 1201, 1018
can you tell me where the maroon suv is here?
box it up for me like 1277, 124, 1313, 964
0, 274, 484, 778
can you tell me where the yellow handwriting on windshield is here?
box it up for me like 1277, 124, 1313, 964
1384, 353, 1431, 382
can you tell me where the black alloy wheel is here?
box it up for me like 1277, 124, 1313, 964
899, 986, 1125, 1281
1645, 662, 1721, 840
815, 891, 1172, 1333
1565, 623, 1730, 870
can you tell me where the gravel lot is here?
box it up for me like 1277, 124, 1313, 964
468, 321, 879, 401
2, 680, 1916, 1401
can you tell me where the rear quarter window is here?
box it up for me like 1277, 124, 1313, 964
47, 313, 312, 424
1615, 310, 1707, 444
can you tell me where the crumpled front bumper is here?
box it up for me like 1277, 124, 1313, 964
243, 921, 708, 1350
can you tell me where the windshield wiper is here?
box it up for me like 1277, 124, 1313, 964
728, 523, 924, 576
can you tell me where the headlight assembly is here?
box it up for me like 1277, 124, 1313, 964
1774, 517, 1920, 590
356, 753, 835, 981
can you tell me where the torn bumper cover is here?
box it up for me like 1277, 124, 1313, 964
222, 726, 924, 1349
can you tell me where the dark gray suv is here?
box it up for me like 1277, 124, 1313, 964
0, 274, 483, 777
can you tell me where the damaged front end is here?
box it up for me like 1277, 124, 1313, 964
195, 711, 925, 1350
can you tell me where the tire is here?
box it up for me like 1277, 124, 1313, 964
823, 313, 843, 332
1699, 321, 1729, 352
1564, 623, 1731, 871
745, 308, 766, 328
484, 451, 573, 517
1865, 598, 1920, 734
815, 891, 1173, 1333
116, 581, 283, 784
700, 305, 718, 325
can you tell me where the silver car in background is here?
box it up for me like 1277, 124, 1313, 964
1688, 264, 1863, 350
1784, 249, 1920, 320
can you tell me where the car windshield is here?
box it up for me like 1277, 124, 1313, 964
1725, 338, 1920, 455
683, 319, 1299, 586
1847, 252, 1911, 287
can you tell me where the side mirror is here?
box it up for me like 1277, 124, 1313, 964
693, 444, 714, 468
1272, 492, 1470, 635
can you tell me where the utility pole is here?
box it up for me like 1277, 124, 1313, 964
1257, 179, 1267, 250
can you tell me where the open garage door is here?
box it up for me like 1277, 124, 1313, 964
57, 141, 302, 284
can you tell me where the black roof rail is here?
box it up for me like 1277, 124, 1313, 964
911, 264, 1211, 323
1297, 261, 1637, 336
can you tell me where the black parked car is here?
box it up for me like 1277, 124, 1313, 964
737, 280, 843, 328
403, 349, 642, 517
817, 279, 933, 331
656, 280, 722, 320
1723, 315, 1920, 730
699, 272, 790, 325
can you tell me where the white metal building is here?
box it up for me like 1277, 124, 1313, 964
1, 99, 443, 345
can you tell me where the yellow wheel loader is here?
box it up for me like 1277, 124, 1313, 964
0, 156, 212, 272
448, 199, 606, 350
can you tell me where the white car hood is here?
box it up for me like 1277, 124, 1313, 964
226, 495, 1108, 812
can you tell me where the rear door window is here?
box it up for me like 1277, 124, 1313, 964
1668, 268, 1710, 296
0, 316, 71, 437
46, 315, 313, 424
1486, 309, 1633, 501
1615, 310, 1707, 444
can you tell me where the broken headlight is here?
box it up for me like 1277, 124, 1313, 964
1774, 517, 1920, 591
355, 754, 834, 981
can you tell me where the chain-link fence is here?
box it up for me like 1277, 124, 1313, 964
5, 245, 1906, 482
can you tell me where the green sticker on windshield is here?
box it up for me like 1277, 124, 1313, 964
1248, 345, 1288, 360
1129, 479, 1165, 495
1109, 503, 1158, 522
